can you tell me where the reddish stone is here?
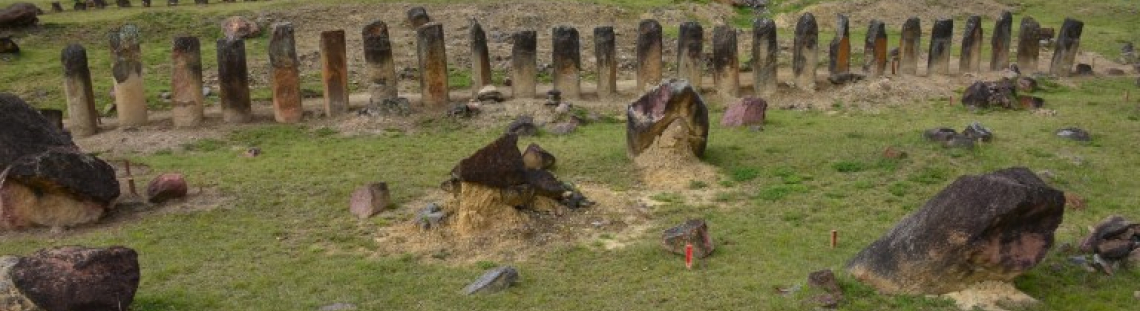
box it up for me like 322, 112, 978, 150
662, 219, 715, 258
11, 246, 140, 311
349, 182, 389, 219
220, 16, 260, 40
720, 97, 767, 127
146, 173, 188, 203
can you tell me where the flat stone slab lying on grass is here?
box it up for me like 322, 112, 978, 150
463, 266, 519, 295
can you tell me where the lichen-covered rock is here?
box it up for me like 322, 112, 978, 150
463, 266, 518, 295
453, 134, 526, 188
627, 80, 709, 158
11, 246, 140, 311
962, 79, 1018, 109
847, 167, 1064, 294
662, 219, 714, 259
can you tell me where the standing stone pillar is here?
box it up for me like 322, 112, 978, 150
677, 22, 704, 87
636, 19, 663, 92
829, 14, 850, 74
752, 18, 778, 96
990, 11, 1013, 71
363, 21, 397, 104
320, 30, 348, 117
416, 23, 449, 110
1050, 18, 1084, 77
864, 20, 887, 77
217, 39, 251, 123
594, 26, 617, 97
407, 7, 431, 29
269, 22, 302, 123
61, 44, 99, 137
711, 25, 739, 101
928, 19, 953, 75
792, 14, 817, 91
899, 17, 921, 75
109, 24, 147, 126
171, 37, 204, 127
551, 26, 581, 99
194, 0, 205, 5
960, 16, 983, 74
469, 19, 492, 96
511, 30, 537, 99
1017, 17, 1041, 73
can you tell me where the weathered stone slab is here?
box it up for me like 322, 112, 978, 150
320, 30, 348, 117
511, 30, 537, 99
927, 19, 953, 75
463, 266, 519, 295
1050, 18, 1084, 77
662, 219, 714, 259
960, 16, 983, 73
677, 22, 704, 87
171, 37, 204, 127
349, 182, 389, 219
864, 19, 887, 77
363, 21, 397, 104
752, 18, 778, 96
793, 14, 818, 90
269, 22, 302, 123
11, 246, 140, 311
416, 22, 449, 110
216, 38, 251, 123
454, 134, 526, 188
552, 26, 581, 99
595, 26, 617, 97
469, 19, 492, 96
847, 167, 1064, 294
711, 25, 739, 101
1017, 17, 1041, 73
61, 44, 99, 137
899, 17, 921, 75
720, 97, 766, 127
990, 11, 1013, 71
626, 80, 709, 158
636, 19, 663, 92
828, 14, 850, 75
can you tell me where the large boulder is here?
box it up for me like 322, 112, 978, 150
961, 79, 1018, 109
453, 134, 527, 188
627, 80, 709, 158
10, 246, 140, 311
0, 94, 119, 230
0, 3, 42, 29
720, 97, 767, 127
847, 167, 1064, 294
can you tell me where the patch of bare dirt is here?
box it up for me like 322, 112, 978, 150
941, 281, 1039, 311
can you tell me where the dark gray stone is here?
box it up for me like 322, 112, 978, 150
12, 246, 141, 311
1055, 127, 1091, 141
463, 266, 519, 295
662, 219, 714, 258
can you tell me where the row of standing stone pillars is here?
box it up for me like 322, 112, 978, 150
50, 0, 270, 12
59, 14, 1085, 136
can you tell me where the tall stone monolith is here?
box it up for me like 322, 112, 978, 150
511, 30, 537, 99
636, 19, 663, 92
416, 22, 449, 110
928, 19, 953, 75
595, 26, 617, 97
990, 11, 1012, 71
793, 14, 818, 91
899, 17, 921, 75
752, 18, 778, 96
1050, 18, 1084, 77
829, 14, 850, 74
171, 37, 204, 127
552, 26, 581, 99
321, 30, 348, 117
269, 22, 302, 123
960, 16, 983, 73
712, 25, 739, 101
864, 19, 887, 77
109, 24, 147, 126
469, 19, 492, 96
363, 21, 397, 104
1017, 17, 1041, 73
61, 44, 99, 137
677, 22, 704, 87
217, 38, 251, 123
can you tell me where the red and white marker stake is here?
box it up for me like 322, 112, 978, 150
685, 243, 694, 269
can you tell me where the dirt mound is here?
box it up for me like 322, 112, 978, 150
942, 281, 1038, 311
632, 119, 720, 190
774, 0, 1013, 30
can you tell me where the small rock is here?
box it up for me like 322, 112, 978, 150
505, 116, 538, 136
416, 203, 445, 230
923, 127, 957, 142
1134, 290, 1139, 300
406, 6, 431, 28
1129, 249, 1140, 267
522, 143, 556, 170
1056, 127, 1091, 141
349, 182, 390, 219
319, 302, 358, 311
807, 269, 842, 294
962, 122, 993, 142
146, 173, 188, 203
547, 122, 577, 135
554, 102, 571, 115
882, 146, 907, 159
661, 219, 715, 259
243, 147, 261, 157
159, 91, 171, 100
0, 36, 19, 54
1074, 63, 1094, 76
476, 85, 504, 102
1018, 95, 1044, 109
202, 86, 212, 97
463, 266, 519, 295
546, 89, 562, 105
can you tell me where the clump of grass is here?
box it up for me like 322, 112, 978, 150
832, 160, 867, 173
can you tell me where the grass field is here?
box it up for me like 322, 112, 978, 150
2, 1, 1140, 310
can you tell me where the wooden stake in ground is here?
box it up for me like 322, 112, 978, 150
636, 19, 663, 92
171, 36, 204, 127
362, 20, 397, 104
61, 44, 99, 137
594, 26, 617, 98
752, 18, 778, 96
269, 22, 303, 123
927, 19, 953, 76
552, 25, 581, 99
1050, 18, 1084, 77
217, 38, 251, 123
828, 14, 850, 75
469, 19, 492, 96
899, 17, 921, 75
864, 19, 887, 78
677, 22, 704, 87
1017, 16, 1041, 73
109, 24, 147, 126
416, 22, 449, 110
511, 30, 537, 99
990, 11, 1013, 71
959, 15, 983, 74
793, 13, 818, 91
830, 230, 838, 249
321, 29, 348, 117
712, 25, 739, 101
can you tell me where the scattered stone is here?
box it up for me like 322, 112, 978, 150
826, 72, 864, 85
1079, 215, 1138, 262
318, 302, 358, 311
923, 127, 958, 142
942, 135, 976, 149
0, 94, 119, 231
1074, 63, 1094, 76
416, 203, 445, 230
962, 121, 993, 142
0, 3, 42, 28
0, 36, 17, 54
506, 116, 538, 136
146, 173, 188, 204
720, 97, 767, 127
476, 85, 504, 102
10, 246, 140, 311
882, 146, 907, 159
547, 122, 578, 135
806, 269, 843, 308
243, 147, 261, 157
661, 219, 714, 259
1016, 76, 1037, 93
406, 6, 430, 28
522, 143, 555, 171
1018, 96, 1045, 109
463, 266, 519, 295
220, 16, 260, 40
554, 102, 572, 116
627, 80, 709, 158
848, 167, 1064, 294
349, 182, 390, 219
1055, 127, 1091, 141
962, 79, 1017, 109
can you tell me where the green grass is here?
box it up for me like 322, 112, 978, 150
3, 1, 1140, 310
